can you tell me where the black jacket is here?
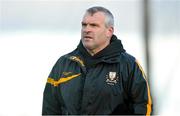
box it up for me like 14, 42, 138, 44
42, 35, 152, 115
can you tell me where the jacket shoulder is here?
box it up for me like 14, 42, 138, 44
119, 52, 136, 65
49, 49, 79, 78
118, 52, 138, 79
56, 49, 79, 63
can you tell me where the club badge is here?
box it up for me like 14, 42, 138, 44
106, 72, 119, 85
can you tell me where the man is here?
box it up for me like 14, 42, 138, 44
42, 6, 152, 115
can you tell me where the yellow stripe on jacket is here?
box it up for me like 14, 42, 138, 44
136, 60, 152, 115
47, 73, 81, 86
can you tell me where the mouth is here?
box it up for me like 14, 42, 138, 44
83, 35, 93, 40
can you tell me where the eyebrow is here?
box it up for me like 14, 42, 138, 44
81, 22, 99, 26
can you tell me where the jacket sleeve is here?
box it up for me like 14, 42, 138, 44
42, 59, 62, 115
129, 59, 153, 115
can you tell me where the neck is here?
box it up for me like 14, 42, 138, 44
86, 49, 96, 56
86, 40, 111, 56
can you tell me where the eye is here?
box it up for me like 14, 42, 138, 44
90, 23, 98, 27
81, 22, 87, 27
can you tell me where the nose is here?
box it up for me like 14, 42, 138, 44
82, 25, 91, 33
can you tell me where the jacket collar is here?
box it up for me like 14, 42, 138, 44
77, 34, 125, 67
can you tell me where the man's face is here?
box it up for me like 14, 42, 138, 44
81, 12, 113, 53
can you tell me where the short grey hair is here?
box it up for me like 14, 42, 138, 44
85, 6, 114, 28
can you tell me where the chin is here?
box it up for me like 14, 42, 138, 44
83, 44, 94, 50
82, 40, 95, 48
84, 44, 92, 49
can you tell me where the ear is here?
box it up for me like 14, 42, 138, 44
106, 26, 114, 38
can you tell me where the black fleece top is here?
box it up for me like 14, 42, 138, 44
42, 34, 153, 115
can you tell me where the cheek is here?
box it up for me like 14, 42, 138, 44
97, 30, 108, 39
95, 35, 108, 45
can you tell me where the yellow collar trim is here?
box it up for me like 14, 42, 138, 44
69, 56, 85, 67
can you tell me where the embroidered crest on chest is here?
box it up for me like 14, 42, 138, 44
106, 72, 119, 85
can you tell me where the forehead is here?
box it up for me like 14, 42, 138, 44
82, 12, 106, 23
